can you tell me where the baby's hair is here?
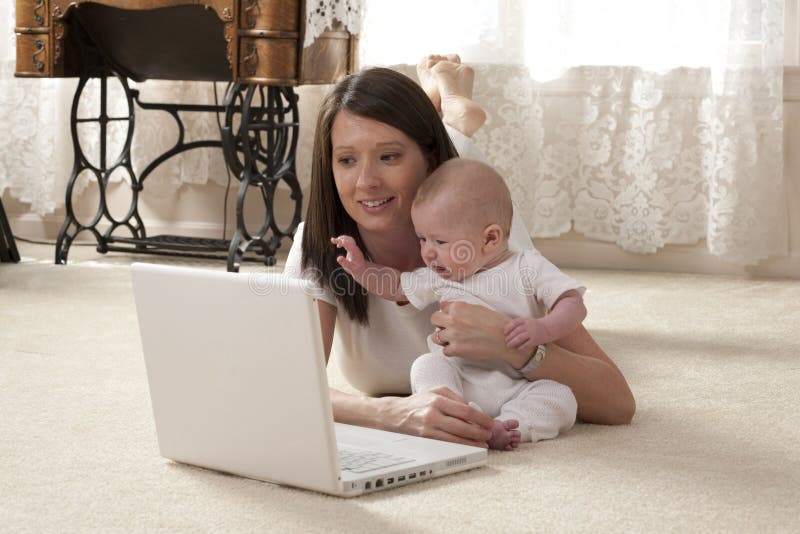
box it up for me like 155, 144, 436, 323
415, 158, 513, 236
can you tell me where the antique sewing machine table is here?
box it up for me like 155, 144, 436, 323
14, 0, 357, 270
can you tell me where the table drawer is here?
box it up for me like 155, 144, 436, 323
16, 33, 50, 77
239, 37, 297, 82
16, 0, 49, 28
240, 0, 299, 31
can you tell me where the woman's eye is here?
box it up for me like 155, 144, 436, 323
381, 153, 400, 162
436, 240, 447, 245
336, 156, 355, 165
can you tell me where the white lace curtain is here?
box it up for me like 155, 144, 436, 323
1, 1, 788, 265
361, 0, 787, 265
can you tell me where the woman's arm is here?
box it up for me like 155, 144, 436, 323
430, 301, 636, 425
316, 301, 495, 446
331, 388, 494, 448
317, 300, 337, 365
532, 327, 635, 425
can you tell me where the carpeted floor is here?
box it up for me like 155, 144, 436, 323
1, 242, 799, 533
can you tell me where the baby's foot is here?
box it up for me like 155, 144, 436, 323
432, 61, 486, 137
488, 419, 522, 451
416, 54, 462, 114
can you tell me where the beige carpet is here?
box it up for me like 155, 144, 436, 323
2, 242, 798, 533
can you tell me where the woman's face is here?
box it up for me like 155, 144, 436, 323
331, 111, 431, 235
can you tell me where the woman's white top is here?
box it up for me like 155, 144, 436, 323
284, 126, 534, 395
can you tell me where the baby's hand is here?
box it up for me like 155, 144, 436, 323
504, 317, 548, 353
331, 235, 368, 278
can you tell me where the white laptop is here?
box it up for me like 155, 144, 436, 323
130, 262, 486, 497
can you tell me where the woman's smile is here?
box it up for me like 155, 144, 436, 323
359, 197, 395, 210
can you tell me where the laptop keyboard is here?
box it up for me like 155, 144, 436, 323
338, 447, 415, 473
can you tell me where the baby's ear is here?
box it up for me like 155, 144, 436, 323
483, 224, 504, 248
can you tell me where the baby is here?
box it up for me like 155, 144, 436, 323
332, 158, 586, 450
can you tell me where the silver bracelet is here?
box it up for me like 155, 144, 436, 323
516, 344, 546, 377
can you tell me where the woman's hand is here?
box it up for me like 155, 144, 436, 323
378, 386, 494, 448
430, 301, 528, 368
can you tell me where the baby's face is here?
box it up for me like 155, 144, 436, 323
411, 199, 488, 282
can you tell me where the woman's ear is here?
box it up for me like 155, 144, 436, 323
482, 224, 504, 251
426, 151, 438, 174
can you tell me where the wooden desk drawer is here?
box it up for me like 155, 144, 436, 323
239, 37, 297, 82
240, 0, 299, 31
16, 34, 50, 77
16, 0, 49, 28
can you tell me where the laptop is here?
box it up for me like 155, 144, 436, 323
130, 262, 486, 497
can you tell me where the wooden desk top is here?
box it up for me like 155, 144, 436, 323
14, 0, 357, 85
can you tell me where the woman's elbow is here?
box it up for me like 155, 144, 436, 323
586, 388, 636, 425
617, 397, 637, 425
610, 391, 636, 425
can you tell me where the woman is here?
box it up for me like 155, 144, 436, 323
285, 66, 635, 448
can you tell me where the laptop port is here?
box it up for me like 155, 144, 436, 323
398, 476, 405, 482
408, 473, 416, 479
365, 481, 372, 490
387, 477, 394, 484
419, 471, 426, 477
375, 479, 383, 488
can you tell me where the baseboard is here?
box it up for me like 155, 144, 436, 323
535, 233, 800, 279
784, 66, 800, 101
7, 212, 266, 244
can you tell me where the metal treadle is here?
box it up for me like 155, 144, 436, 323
105, 234, 275, 264
108, 234, 263, 253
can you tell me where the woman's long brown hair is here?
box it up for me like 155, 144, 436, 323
302, 67, 458, 324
